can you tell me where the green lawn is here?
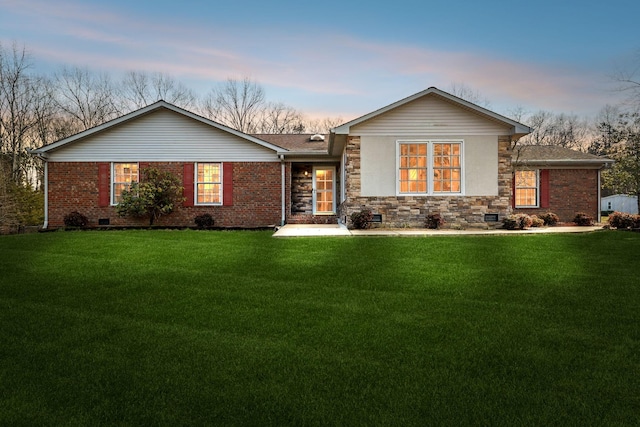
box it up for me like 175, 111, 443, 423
1, 230, 638, 425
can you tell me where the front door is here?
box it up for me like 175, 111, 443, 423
313, 166, 335, 214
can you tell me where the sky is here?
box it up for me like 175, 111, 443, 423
1, 0, 639, 122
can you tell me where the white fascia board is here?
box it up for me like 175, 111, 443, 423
32, 100, 286, 155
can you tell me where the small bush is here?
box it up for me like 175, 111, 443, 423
194, 213, 214, 229
573, 212, 594, 226
608, 211, 638, 229
530, 215, 545, 227
539, 212, 559, 226
502, 213, 533, 230
425, 213, 445, 229
64, 211, 89, 227
350, 209, 373, 229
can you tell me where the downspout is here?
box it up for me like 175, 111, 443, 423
39, 156, 49, 229
279, 155, 286, 226
597, 168, 602, 223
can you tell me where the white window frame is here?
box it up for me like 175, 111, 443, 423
195, 162, 223, 206
111, 162, 139, 205
514, 169, 539, 208
395, 140, 464, 196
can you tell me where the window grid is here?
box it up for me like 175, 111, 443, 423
398, 143, 428, 193
433, 143, 461, 193
515, 170, 538, 207
112, 163, 139, 204
197, 163, 222, 204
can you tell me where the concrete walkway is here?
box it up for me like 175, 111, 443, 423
273, 223, 605, 237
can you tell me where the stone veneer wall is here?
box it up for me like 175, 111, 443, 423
343, 136, 513, 228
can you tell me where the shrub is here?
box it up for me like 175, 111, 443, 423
607, 211, 640, 229
116, 167, 184, 225
502, 213, 533, 230
530, 215, 545, 227
350, 209, 373, 229
539, 212, 559, 226
573, 212, 594, 226
64, 211, 89, 227
425, 213, 445, 229
194, 213, 214, 229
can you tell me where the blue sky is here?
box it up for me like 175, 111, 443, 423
1, 0, 638, 121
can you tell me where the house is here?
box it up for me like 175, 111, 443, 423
31, 87, 611, 229
512, 145, 613, 222
601, 194, 638, 214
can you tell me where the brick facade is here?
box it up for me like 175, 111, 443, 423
341, 136, 514, 228
47, 161, 284, 228
514, 168, 600, 222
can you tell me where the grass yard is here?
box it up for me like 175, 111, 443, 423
0, 230, 639, 425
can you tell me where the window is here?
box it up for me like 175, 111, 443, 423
196, 163, 222, 204
433, 142, 461, 193
112, 163, 138, 204
397, 141, 462, 195
399, 143, 428, 193
514, 170, 538, 207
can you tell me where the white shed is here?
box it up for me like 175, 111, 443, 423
601, 194, 638, 214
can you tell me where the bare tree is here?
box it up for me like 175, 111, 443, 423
518, 110, 590, 150
119, 71, 197, 111
304, 116, 345, 134
449, 83, 492, 108
257, 102, 305, 133
199, 78, 265, 133
54, 66, 120, 132
0, 42, 55, 183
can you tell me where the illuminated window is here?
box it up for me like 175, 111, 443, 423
399, 143, 428, 193
112, 163, 138, 204
515, 170, 538, 207
433, 142, 461, 193
196, 163, 222, 204
397, 141, 463, 194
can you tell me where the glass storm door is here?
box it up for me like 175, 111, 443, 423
313, 166, 335, 214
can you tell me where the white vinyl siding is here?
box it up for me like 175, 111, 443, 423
46, 109, 279, 162
351, 95, 510, 136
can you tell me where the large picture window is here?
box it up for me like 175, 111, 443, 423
112, 163, 139, 204
397, 141, 463, 195
196, 163, 222, 204
514, 170, 538, 207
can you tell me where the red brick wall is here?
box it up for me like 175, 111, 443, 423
47, 162, 283, 228
515, 169, 600, 222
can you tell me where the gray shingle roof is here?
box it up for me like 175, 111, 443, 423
252, 134, 329, 152
513, 145, 613, 166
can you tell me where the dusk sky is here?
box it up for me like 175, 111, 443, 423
1, 0, 639, 122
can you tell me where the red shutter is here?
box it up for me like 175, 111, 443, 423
183, 163, 194, 207
540, 169, 550, 208
223, 162, 233, 206
511, 173, 516, 209
139, 162, 149, 180
98, 163, 110, 207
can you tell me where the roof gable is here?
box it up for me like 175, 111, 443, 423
33, 101, 285, 155
332, 87, 531, 137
